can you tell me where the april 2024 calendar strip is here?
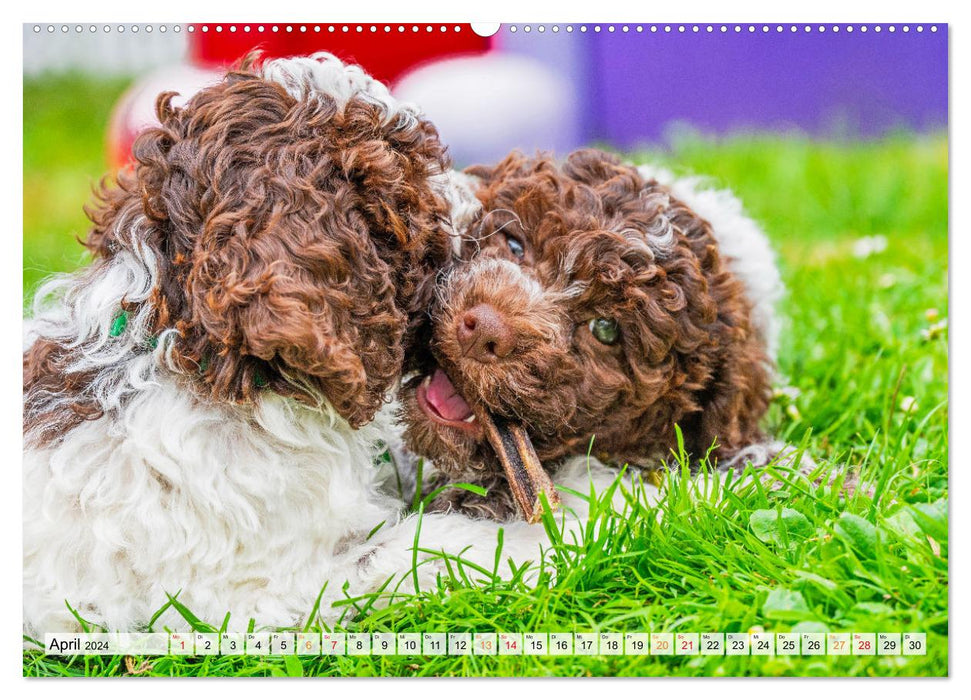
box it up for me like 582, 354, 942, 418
44, 632, 928, 657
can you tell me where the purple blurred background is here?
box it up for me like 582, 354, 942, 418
392, 24, 950, 164
498, 25, 948, 148
24, 23, 950, 167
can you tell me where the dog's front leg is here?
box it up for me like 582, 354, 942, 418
423, 472, 521, 521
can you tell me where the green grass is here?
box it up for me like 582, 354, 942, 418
23, 74, 132, 298
22, 75, 948, 677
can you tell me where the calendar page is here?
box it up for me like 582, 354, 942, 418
20, 10, 949, 681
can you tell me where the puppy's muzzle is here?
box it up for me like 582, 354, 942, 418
456, 304, 517, 363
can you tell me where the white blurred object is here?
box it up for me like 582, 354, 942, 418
116, 64, 222, 131
851, 235, 889, 259
108, 64, 223, 167
394, 53, 579, 167
23, 25, 188, 77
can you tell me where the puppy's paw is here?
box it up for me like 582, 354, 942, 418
722, 441, 873, 499
426, 475, 519, 521
810, 465, 876, 499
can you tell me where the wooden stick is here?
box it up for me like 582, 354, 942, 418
479, 411, 560, 523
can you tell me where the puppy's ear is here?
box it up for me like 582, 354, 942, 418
562, 148, 625, 183
88, 72, 453, 428
681, 341, 773, 462
184, 203, 406, 428
464, 150, 532, 186
325, 97, 454, 379
90, 81, 410, 428
655, 194, 774, 463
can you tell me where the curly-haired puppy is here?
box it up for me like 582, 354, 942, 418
401, 149, 788, 519
23, 53, 538, 635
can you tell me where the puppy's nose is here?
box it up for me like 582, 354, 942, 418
456, 304, 516, 363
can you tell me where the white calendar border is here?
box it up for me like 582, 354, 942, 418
8, 2, 963, 699
40, 631, 931, 658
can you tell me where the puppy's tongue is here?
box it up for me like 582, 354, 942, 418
424, 367, 559, 522
425, 368, 474, 421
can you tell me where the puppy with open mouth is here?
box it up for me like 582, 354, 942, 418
401, 149, 785, 521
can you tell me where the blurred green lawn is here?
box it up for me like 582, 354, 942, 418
23, 74, 132, 297
22, 74, 948, 678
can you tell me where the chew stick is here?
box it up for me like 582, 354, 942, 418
478, 411, 560, 523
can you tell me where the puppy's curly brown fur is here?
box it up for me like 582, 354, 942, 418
402, 150, 772, 510
25, 55, 453, 443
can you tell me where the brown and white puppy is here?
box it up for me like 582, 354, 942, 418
26, 54, 452, 436
23, 53, 482, 635
401, 149, 785, 519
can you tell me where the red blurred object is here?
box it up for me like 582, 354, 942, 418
189, 24, 490, 86
108, 24, 491, 170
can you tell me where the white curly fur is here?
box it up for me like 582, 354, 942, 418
22, 246, 650, 635
261, 51, 418, 128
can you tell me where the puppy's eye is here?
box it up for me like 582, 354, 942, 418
589, 318, 620, 345
505, 235, 525, 260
